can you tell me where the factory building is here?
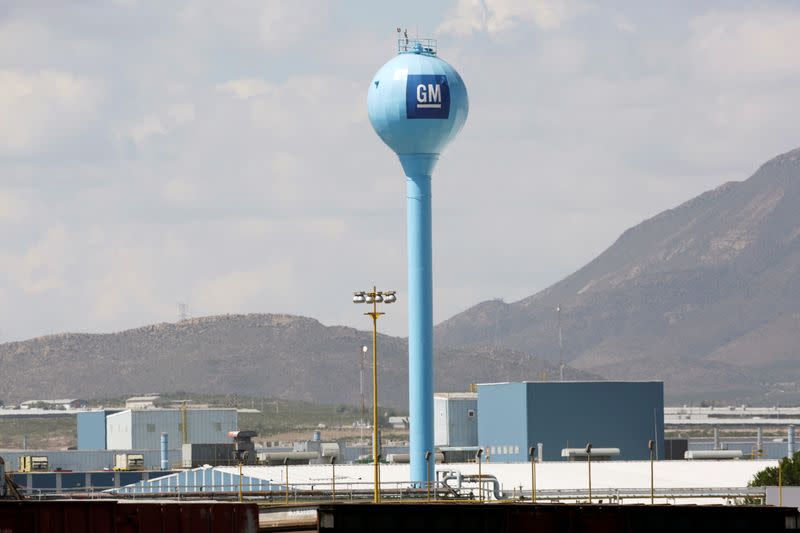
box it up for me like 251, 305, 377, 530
78, 409, 237, 450
434, 392, 477, 447
478, 381, 664, 462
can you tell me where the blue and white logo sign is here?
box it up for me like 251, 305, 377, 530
406, 74, 450, 119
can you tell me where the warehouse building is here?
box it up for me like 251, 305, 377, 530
78, 409, 237, 450
478, 381, 664, 462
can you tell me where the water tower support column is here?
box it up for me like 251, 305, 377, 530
402, 154, 438, 486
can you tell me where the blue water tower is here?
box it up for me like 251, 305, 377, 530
368, 38, 469, 486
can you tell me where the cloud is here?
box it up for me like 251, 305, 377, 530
4, 226, 72, 294
258, 0, 330, 50
216, 79, 273, 100
117, 102, 196, 150
0, 189, 29, 223
2, 1, 800, 345
193, 266, 293, 314
438, 0, 587, 35
0, 69, 102, 155
689, 9, 800, 81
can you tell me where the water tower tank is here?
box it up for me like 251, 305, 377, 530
368, 38, 469, 486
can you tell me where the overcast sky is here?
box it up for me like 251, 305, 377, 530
1, 0, 799, 341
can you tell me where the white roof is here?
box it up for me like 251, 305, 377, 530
126, 396, 161, 402
218, 459, 776, 492
434, 392, 477, 400
21, 399, 77, 404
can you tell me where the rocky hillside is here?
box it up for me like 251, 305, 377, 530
436, 147, 800, 403
0, 314, 592, 406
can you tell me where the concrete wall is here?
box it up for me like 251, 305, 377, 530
478, 381, 665, 462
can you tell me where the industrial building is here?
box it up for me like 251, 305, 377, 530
434, 392, 477, 447
77, 409, 237, 450
478, 381, 664, 462
124, 395, 161, 409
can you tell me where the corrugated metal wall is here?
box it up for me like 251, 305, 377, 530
106, 409, 237, 450
0, 449, 182, 471
434, 396, 478, 447
477, 383, 529, 462
478, 381, 665, 462
106, 410, 133, 450
77, 411, 107, 450
112, 466, 277, 494
434, 397, 449, 446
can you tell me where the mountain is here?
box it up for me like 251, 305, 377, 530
436, 147, 800, 403
0, 314, 594, 406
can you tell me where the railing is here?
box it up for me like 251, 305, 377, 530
12, 480, 768, 508
397, 38, 437, 56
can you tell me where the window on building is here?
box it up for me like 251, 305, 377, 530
146, 424, 155, 433
514, 446, 520, 454
467, 409, 475, 418
490, 446, 496, 455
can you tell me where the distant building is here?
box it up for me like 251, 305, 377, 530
477, 381, 664, 462
77, 408, 238, 451
20, 399, 86, 410
125, 395, 161, 410
106, 409, 237, 450
388, 416, 409, 429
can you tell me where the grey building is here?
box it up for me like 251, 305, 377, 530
434, 392, 478, 447
106, 409, 237, 450
477, 381, 664, 462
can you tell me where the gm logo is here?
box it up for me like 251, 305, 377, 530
406, 74, 450, 119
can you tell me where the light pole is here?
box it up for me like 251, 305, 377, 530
529, 446, 537, 504
425, 450, 432, 501
557, 305, 564, 382
283, 457, 290, 505
585, 442, 592, 504
360, 345, 367, 427
353, 287, 397, 503
331, 456, 336, 502
476, 448, 484, 503
359, 345, 368, 452
648, 439, 654, 504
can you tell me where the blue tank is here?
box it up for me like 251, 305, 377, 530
367, 40, 469, 487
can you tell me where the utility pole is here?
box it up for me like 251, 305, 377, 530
557, 305, 564, 381
360, 346, 367, 426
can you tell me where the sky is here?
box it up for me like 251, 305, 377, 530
1, 0, 800, 341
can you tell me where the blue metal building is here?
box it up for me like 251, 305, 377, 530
77, 410, 120, 450
477, 381, 664, 462
110, 466, 278, 495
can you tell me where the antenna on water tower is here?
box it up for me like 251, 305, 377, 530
368, 33, 469, 487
